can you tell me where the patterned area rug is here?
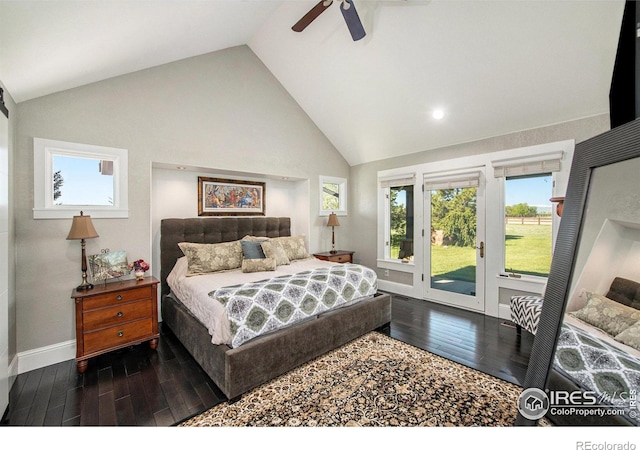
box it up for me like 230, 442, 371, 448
179, 332, 523, 427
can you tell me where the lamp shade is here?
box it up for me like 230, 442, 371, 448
66, 211, 99, 240
327, 213, 340, 227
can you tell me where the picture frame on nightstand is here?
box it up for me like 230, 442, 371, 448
87, 249, 128, 283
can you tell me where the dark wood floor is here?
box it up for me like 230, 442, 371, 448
1, 293, 533, 426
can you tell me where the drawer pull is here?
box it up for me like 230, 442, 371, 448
116, 311, 123, 317
118, 331, 124, 337
116, 295, 123, 300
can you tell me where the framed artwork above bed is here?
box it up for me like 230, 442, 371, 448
197, 177, 265, 216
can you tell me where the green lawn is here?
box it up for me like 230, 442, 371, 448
504, 223, 552, 277
393, 224, 552, 281
431, 244, 476, 282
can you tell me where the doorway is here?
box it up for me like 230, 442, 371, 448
423, 170, 486, 312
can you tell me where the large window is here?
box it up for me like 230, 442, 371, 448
389, 185, 414, 261
380, 173, 416, 263
504, 174, 553, 277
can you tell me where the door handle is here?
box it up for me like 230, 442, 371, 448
477, 241, 484, 258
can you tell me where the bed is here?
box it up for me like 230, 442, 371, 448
548, 276, 640, 426
159, 217, 392, 401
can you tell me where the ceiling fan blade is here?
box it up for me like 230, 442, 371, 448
292, 0, 334, 32
340, 0, 366, 41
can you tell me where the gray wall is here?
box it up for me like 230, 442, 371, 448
14, 45, 349, 355
347, 114, 611, 282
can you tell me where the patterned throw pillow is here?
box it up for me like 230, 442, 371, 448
614, 320, 640, 351
178, 241, 243, 276
260, 240, 290, 266
271, 235, 310, 261
241, 257, 276, 273
569, 291, 640, 336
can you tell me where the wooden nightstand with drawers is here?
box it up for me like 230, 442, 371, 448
313, 250, 354, 264
71, 276, 160, 373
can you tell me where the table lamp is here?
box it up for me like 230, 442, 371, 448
67, 211, 99, 290
327, 212, 340, 254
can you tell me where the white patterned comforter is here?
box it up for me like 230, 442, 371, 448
167, 257, 377, 347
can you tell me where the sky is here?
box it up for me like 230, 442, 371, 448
505, 175, 553, 209
53, 154, 114, 205
394, 174, 553, 211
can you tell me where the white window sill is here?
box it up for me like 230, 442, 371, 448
495, 273, 547, 290
34, 207, 129, 219
377, 259, 415, 273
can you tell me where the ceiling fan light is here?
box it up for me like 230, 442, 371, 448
341, 0, 351, 10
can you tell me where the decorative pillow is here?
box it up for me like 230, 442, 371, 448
569, 291, 640, 336
241, 257, 276, 273
242, 235, 268, 242
178, 241, 243, 276
260, 240, 290, 266
605, 277, 640, 310
271, 235, 310, 261
614, 320, 640, 351
240, 240, 266, 259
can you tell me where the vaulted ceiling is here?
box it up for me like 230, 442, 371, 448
0, 1, 626, 166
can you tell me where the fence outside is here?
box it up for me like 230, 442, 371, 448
505, 215, 552, 225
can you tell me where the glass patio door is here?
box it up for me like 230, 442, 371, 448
423, 170, 485, 312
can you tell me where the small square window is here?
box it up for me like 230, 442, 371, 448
319, 176, 347, 216
34, 138, 129, 219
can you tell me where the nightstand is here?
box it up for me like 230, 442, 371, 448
313, 250, 354, 264
71, 276, 160, 373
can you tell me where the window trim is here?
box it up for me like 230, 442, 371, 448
33, 138, 129, 219
319, 175, 347, 216
380, 174, 416, 263
500, 171, 556, 279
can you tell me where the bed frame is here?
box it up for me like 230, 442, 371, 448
160, 217, 392, 401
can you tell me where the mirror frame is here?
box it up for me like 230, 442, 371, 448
516, 117, 640, 425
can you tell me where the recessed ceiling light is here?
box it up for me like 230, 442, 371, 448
176, 166, 187, 170
432, 109, 445, 120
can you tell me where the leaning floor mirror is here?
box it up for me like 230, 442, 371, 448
516, 117, 640, 426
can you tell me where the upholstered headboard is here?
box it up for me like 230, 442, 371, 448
606, 277, 640, 310
160, 217, 291, 296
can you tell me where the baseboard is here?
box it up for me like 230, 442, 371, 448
16, 339, 75, 375
7, 353, 17, 389
377, 280, 416, 298
499, 303, 513, 320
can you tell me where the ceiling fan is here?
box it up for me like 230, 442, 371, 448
292, 0, 366, 41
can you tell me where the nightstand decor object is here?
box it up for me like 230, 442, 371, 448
67, 211, 99, 291
128, 259, 150, 280
327, 212, 340, 254
313, 250, 354, 264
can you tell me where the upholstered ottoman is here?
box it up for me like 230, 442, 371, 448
510, 295, 544, 335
